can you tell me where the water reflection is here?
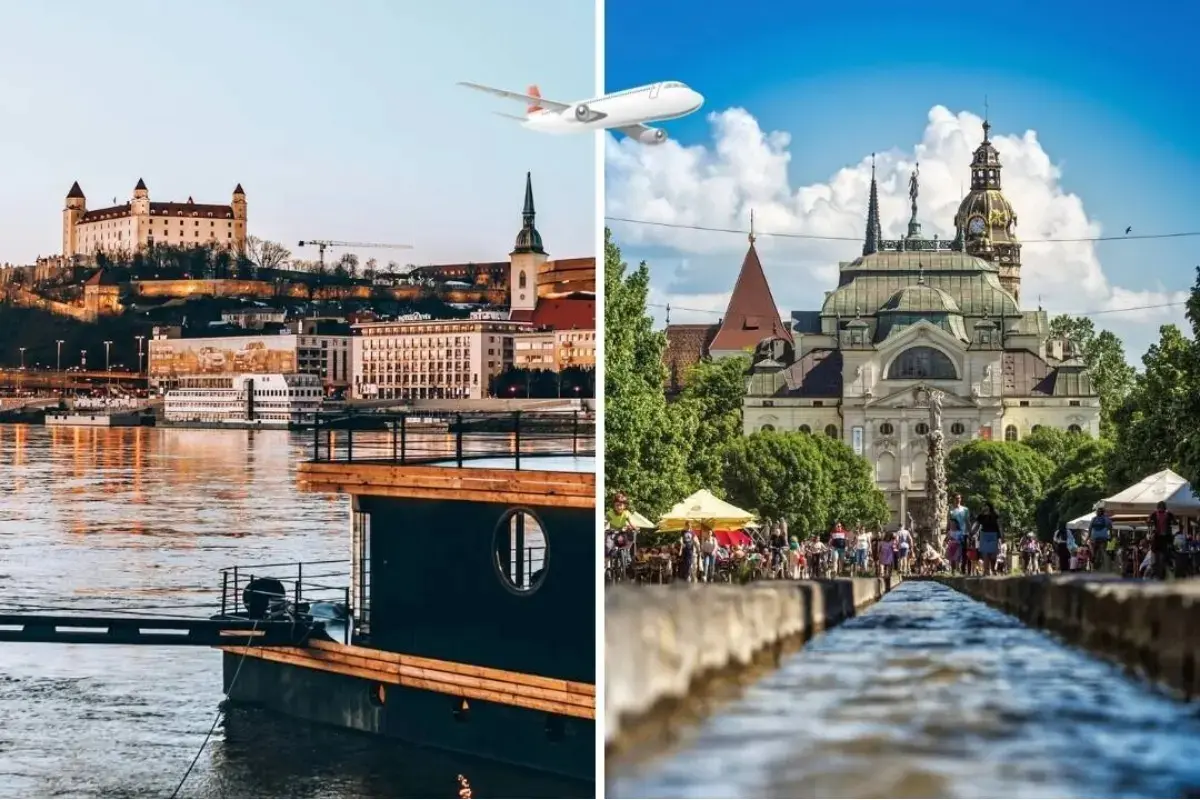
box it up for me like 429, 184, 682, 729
610, 582, 1200, 799
0, 425, 582, 798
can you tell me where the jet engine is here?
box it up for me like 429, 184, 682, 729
637, 128, 668, 145
574, 103, 591, 120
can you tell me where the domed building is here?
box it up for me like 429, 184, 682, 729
744, 122, 1098, 525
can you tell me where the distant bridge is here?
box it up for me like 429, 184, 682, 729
0, 369, 148, 391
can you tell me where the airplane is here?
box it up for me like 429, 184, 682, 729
457, 81, 703, 145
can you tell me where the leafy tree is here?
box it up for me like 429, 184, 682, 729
1036, 437, 1114, 537
946, 440, 1054, 533
807, 433, 891, 529
676, 355, 749, 490
721, 431, 834, 536
1021, 425, 1088, 466
1109, 324, 1194, 489
1049, 314, 1136, 437
604, 230, 694, 516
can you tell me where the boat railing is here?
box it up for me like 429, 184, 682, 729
218, 558, 351, 624
308, 409, 596, 469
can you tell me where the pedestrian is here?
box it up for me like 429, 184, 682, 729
855, 528, 871, 577
680, 523, 698, 582
894, 525, 913, 576
1146, 501, 1176, 580
975, 501, 1003, 575
1089, 507, 1112, 572
1053, 523, 1072, 573
829, 521, 848, 576
879, 531, 896, 580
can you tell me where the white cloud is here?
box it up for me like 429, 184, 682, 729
606, 105, 1187, 333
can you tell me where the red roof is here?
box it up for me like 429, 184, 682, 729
708, 242, 789, 353
511, 295, 594, 330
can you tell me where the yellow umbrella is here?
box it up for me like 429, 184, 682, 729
657, 489, 756, 532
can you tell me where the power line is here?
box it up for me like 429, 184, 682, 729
647, 299, 1189, 320
605, 216, 1200, 245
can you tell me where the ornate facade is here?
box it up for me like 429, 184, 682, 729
742, 120, 1098, 525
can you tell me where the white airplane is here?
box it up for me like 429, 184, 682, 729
457, 81, 703, 145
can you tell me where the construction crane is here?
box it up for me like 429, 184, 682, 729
297, 239, 413, 270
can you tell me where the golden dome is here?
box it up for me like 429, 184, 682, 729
955, 189, 1018, 242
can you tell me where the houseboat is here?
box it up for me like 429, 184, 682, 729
162, 373, 323, 429
45, 397, 148, 428
214, 410, 596, 782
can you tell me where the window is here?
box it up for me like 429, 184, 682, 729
1032, 424, 1043, 433
879, 422, 894, 436
760, 424, 775, 432
824, 424, 839, 438
493, 509, 547, 594
950, 422, 966, 435
1068, 424, 1082, 434
914, 422, 930, 436
1004, 425, 1019, 441
799, 424, 811, 434
518, 271, 527, 289
886, 347, 957, 381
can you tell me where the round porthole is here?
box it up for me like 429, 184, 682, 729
914, 423, 930, 435
950, 422, 966, 435
493, 508, 548, 595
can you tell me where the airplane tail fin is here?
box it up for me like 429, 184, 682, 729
526, 84, 543, 114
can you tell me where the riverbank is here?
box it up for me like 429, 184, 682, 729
605, 577, 898, 749
935, 574, 1200, 700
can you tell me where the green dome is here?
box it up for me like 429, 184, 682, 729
878, 284, 961, 314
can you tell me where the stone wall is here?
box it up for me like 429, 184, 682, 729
936, 575, 1200, 700
4, 286, 92, 321
130, 278, 504, 306
605, 577, 896, 744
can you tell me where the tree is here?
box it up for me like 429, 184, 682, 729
1049, 314, 1135, 436
245, 236, 292, 273
604, 230, 694, 516
676, 356, 749, 491
335, 253, 360, 282
1036, 437, 1114, 537
1109, 324, 1194, 489
946, 440, 1054, 533
364, 257, 379, 283
807, 434, 891, 530
1020, 425, 1088, 467
721, 431, 833, 536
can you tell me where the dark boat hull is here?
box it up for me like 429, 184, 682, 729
223, 651, 595, 783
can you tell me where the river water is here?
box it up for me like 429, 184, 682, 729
0, 425, 588, 799
609, 581, 1200, 799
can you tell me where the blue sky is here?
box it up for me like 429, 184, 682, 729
0, 0, 595, 268
604, 0, 1200, 361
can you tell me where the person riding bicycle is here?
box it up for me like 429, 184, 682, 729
606, 493, 636, 576
1020, 531, 1039, 573
769, 522, 788, 575
1089, 506, 1112, 571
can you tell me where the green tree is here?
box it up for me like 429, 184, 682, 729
676, 355, 749, 490
721, 431, 833, 536
604, 230, 694, 516
1049, 314, 1136, 437
808, 434, 890, 529
946, 440, 1054, 533
1109, 324, 1194, 489
1020, 425, 1088, 466
1036, 437, 1114, 537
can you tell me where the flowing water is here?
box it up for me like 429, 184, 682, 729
0, 424, 587, 798
609, 581, 1200, 799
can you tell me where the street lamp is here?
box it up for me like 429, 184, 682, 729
18, 347, 25, 370
56, 340, 64, 397
103, 341, 113, 385
135, 335, 146, 376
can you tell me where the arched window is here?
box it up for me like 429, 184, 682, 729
1031, 424, 1043, 433
760, 424, 775, 432
824, 424, 839, 438
879, 422, 894, 436
518, 271, 527, 289
886, 347, 957, 381
1004, 425, 1018, 442
1067, 424, 1082, 434
799, 424, 811, 434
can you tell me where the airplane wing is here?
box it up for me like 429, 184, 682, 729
457, 81, 570, 112
615, 123, 667, 144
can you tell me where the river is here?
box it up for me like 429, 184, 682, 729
609, 581, 1200, 799
0, 424, 588, 798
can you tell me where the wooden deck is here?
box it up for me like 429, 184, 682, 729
220, 638, 595, 719
297, 461, 595, 509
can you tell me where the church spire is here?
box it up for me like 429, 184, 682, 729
863, 153, 882, 256
511, 171, 545, 254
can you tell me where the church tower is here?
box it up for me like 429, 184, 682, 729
131, 178, 150, 249
231, 184, 247, 253
953, 118, 1023, 299
63, 181, 86, 262
508, 172, 547, 314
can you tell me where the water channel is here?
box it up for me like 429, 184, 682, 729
0, 424, 587, 798
609, 581, 1200, 799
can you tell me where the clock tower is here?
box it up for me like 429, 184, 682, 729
953, 118, 1023, 300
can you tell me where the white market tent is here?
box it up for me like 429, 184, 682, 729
1100, 468, 1200, 516
1067, 511, 1144, 533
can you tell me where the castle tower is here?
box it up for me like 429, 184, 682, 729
953, 117, 1023, 299
63, 181, 86, 261
231, 184, 247, 252
131, 178, 150, 249
509, 172, 547, 314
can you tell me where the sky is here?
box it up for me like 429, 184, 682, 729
0, 0, 595, 269
604, 0, 1200, 363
